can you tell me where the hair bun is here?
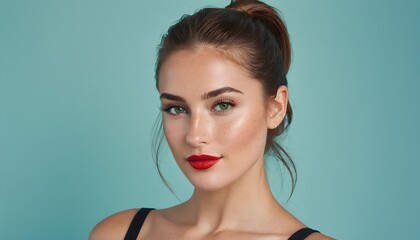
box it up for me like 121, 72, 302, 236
226, 0, 291, 74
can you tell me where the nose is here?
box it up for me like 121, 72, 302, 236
185, 112, 211, 147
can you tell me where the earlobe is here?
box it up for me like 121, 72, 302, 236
267, 86, 288, 129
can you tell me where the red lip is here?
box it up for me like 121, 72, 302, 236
186, 154, 221, 170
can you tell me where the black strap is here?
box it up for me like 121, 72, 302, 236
124, 209, 316, 240
124, 208, 154, 240
288, 227, 320, 240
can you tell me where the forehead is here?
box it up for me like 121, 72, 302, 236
158, 46, 262, 95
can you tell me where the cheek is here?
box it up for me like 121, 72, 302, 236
218, 108, 268, 154
163, 118, 185, 155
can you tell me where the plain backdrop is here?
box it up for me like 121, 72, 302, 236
1, 0, 419, 239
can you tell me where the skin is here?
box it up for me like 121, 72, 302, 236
89, 46, 334, 240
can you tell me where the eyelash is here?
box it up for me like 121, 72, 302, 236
211, 99, 235, 113
161, 104, 187, 115
161, 99, 236, 115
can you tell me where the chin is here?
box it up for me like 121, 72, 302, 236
191, 182, 228, 192
186, 172, 236, 192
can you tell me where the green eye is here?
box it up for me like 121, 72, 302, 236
214, 102, 234, 112
166, 106, 186, 115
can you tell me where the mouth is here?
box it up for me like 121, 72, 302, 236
186, 154, 221, 170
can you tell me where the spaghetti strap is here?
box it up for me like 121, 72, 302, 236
123, 209, 318, 240
124, 208, 154, 240
288, 227, 320, 240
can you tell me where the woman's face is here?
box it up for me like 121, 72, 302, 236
158, 47, 280, 191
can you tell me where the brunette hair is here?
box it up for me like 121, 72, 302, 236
152, 0, 296, 196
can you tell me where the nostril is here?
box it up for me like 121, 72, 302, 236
186, 127, 208, 146
186, 131, 207, 146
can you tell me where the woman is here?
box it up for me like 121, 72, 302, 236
90, 0, 333, 239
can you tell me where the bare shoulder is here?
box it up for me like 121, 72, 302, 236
306, 232, 335, 240
89, 208, 139, 240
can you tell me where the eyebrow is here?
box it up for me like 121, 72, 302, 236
160, 87, 243, 102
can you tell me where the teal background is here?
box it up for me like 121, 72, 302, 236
1, 0, 419, 239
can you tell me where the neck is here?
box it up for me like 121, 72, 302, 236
180, 158, 284, 233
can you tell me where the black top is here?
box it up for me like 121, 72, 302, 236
124, 208, 320, 240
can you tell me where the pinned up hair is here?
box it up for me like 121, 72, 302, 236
153, 0, 296, 196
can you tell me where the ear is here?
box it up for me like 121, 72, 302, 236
267, 86, 288, 129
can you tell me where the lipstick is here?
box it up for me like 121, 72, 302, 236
186, 154, 221, 170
